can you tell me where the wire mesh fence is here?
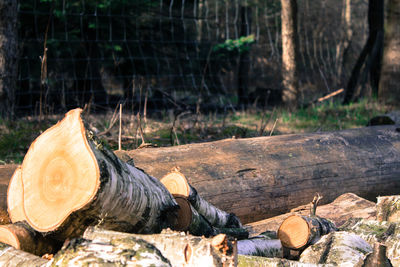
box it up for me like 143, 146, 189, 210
15, 0, 368, 116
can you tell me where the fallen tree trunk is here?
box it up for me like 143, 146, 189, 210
377, 195, 400, 222
245, 193, 376, 237
83, 227, 237, 267
117, 125, 400, 224
0, 242, 48, 266
19, 109, 178, 240
0, 222, 61, 256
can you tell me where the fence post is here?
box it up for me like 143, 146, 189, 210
0, 0, 18, 118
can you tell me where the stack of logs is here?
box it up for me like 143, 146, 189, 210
0, 108, 400, 266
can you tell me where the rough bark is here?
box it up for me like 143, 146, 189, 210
7, 166, 25, 223
160, 168, 242, 228
0, 0, 18, 118
278, 215, 337, 250
340, 218, 400, 266
376, 195, 400, 222
0, 222, 61, 256
83, 227, 237, 267
48, 237, 171, 267
118, 126, 400, 224
0, 242, 48, 266
379, 0, 400, 106
238, 255, 330, 267
246, 193, 376, 237
299, 231, 372, 266
280, 0, 299, 107
20, 108, 178, 240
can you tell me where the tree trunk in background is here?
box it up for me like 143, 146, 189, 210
336, 0, 353, 83
237, 5, 252, 108
280, 0, 299, 108
343, 0, 384, 104
0, 0, 18, 118
379, 0, 400, 106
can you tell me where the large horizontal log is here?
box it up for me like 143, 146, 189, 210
245, 193, 376, 237
118, 126, 400, 224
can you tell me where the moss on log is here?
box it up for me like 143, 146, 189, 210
48, 237, 171, 266
118, 125, 400, 224
340, 218, 400, 266
299, 231, 372, 266
83, 227, 237, 266
377, 195, 400, 223
19, 109, 178, 240
238, 255, 331, 267
0, 242, 48, 266
0, 221, 61, 256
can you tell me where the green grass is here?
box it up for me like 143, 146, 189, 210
0, 98, 391, 163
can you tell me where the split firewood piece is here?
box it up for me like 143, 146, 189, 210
237, 232, 282, 258
20, 108, 178, 240
83, 226, 237, 267
7, 166, 25, 223
0, 221, 61, 256
48, 237, 171, 267
173, 196, 248, 239
376, 195, 400, 222
161, 168, 242, 228
340, 218, 400, 266
363, 242, 393, 267
277, 214, 337, 250
299, 231, 372, 266
238, 255, 326, 267
0, 242, 48, 266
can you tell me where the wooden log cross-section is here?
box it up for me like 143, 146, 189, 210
119, 125, 400, 224
15, 108, 179, 240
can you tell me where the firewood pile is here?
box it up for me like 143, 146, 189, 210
0, 108, 399, 266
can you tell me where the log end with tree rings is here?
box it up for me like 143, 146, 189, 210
0, 225, 20, 250
7, 166, 25, 223
161, 170, 191, 198
173, 195, 193, 231
278, 215, 311, 250
21, 109, 100, 232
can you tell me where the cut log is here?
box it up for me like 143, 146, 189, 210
48, 237, 172, 266
7, 166, 25, 223
277, 215, 337, 250
245, 193, 376, 237
118, 125, 400, 224
238, 255, 329, 267
173, 195, 215, 237
161, 168, 242, 228
20, 109, 178, 240
83, 227, 237, 267
377, 195, 400, 222
0, 222, 61, 256
340, 218, 400, 266
299, 231, 372, 266
0, 165, 13, 225
0, 242, 48, 266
